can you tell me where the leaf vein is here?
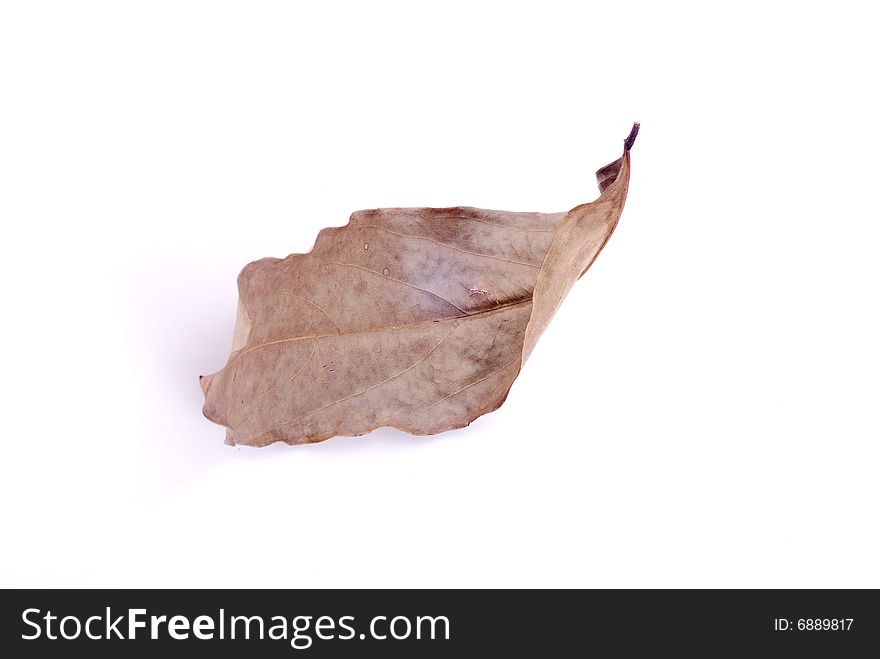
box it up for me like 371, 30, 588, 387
252, 289, 341, 332
357, 224, 541, 268
246, 340, 318, 405
327, 259, 467, 313
223, 299, 531, 368
418, 357, 520, 414
271, 322, 460, 430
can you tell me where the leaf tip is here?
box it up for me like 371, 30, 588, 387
624, 122, 640, 152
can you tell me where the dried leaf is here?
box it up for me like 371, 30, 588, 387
201, 124, 638, 446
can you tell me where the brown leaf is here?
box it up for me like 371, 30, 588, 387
201, 124, 638, 446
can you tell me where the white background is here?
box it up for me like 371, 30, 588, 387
1, 1, 878, 588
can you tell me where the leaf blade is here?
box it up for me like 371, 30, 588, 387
202, 128, 636, 446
